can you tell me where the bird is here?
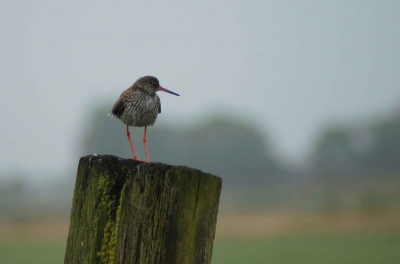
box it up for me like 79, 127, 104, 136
111, 76, 179, 162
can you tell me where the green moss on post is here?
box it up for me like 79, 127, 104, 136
64, 155, 222, 264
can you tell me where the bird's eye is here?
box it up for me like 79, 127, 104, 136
148, 81, 153, 85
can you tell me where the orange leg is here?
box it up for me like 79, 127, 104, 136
143, 126, 151, 163
126, 125, 142, 161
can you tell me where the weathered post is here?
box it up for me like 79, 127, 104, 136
64, 155, 222, 264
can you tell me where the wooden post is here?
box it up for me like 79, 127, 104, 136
64, 155, 222, 264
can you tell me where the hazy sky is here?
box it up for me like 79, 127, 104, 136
1, 1, 399, 179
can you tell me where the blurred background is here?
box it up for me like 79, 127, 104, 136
1, 1, 400, 263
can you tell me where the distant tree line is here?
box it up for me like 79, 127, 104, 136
82, 104, 400, 186
313, 111, 400, 178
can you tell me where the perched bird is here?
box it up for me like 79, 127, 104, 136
111, 76, 179, 162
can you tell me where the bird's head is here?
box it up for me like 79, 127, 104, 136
134, 76, 180, 96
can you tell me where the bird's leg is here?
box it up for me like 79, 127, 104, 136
126, 125, 142, 161
143, 126, 151, 163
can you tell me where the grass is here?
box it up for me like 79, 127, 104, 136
212, 233, 400, 264
0, 233, 399, 264
0, 242, 66, 264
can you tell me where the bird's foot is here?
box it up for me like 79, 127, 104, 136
133, 156, 144, 162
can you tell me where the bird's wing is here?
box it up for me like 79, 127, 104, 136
156, 95, 161, 114
111, 95, 126, 118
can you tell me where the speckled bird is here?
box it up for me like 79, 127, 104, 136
111, 76, 179, 162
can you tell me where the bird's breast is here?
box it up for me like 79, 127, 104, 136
121, 94, 160, 127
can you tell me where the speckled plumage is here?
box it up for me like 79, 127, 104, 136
112, 76, 162, 127
111, 76, 179, 162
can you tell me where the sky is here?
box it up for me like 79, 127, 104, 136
1, 0, 399, 180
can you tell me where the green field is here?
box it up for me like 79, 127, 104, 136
1, 233, 399, 264
0, 242, 66, 264
212, 233, 400, 264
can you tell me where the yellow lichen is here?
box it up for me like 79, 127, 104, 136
96, 172, 128, 264
96, 173, 117, 263
108, 180, 127, 263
